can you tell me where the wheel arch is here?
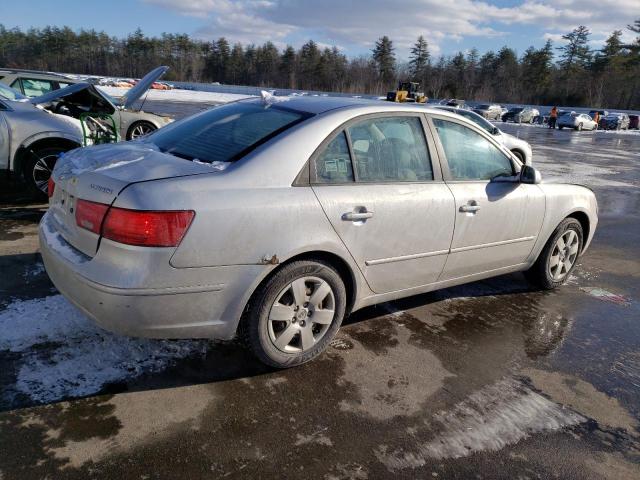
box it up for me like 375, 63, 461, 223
244, 250, 358, 320
14, 136, 81, 179
566, 211, 590, 252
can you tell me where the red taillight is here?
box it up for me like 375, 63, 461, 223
75, 199, 194, 247
102, 208, 195, 247
47, 177, 56, 198
76, 199, 110, 234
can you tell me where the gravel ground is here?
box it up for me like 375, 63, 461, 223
0, 106, 638, 479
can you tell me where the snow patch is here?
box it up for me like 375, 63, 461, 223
97, 86, 253, 104
0, 295, 209, 403
193, 159, 231, 171
260, 90, 289, 105
375, 377, 585, 469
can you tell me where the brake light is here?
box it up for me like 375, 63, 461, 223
102, 208, 195, 247
47, 177, 56, 198
75, 199, 195, 247
76, 199, 109, 234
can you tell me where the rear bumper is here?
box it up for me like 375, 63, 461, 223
39, 211, 263, 339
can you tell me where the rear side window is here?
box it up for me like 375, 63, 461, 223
20, 78, 55, 97
433, 118, 514, 181
312, 131, 354, 184
148, 102, 311, 163
347, 116, 433, 182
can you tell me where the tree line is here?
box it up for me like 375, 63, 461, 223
0, 21, 638, 109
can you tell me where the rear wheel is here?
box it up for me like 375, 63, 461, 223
23, 146, 67, 199
577, 123, 583, 131
241, 260, 346, 368
127, 121, 157, 140
525, 218, 583, 290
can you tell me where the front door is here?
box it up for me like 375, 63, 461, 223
430, 116, 545, 280
311, 115, 455, 294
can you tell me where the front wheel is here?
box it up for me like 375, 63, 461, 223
241, 260, 347, 368
511, 150, 525, 163
525, 218, 583, 290
577, 123, 583, 131
23, 146, 67, 199
126, 121, 157, 140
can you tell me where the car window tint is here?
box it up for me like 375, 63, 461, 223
347, 116, 433, 182
9, 79, 22, 93
312, 131, 354, 184
433, 118, 514, 181
148, 102, 310, 163
20, 78, 55, 96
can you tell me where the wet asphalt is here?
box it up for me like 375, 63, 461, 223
0, 106, 639, 479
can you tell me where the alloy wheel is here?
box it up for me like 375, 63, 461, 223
32, 154, 58, 193
130, 123, 154, 139
267, 276, 335, 353
548, 230, 579, 281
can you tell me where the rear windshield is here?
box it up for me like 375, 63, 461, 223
148, 101, 311, 163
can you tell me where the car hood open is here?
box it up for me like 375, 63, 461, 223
30, 66, 169, 110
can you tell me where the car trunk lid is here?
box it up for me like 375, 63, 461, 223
49, 142, 218, 257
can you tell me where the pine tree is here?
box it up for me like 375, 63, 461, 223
409, 35, 430, 80
372, 36, 396, 85
558, 25, 592, 70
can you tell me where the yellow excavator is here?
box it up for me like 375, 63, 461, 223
386, 81, 427, 103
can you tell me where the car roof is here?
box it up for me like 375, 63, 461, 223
0, 68, 75, 79
237, 96, 483, 124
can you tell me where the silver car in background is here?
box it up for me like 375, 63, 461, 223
473, 104, 503, 120
557, 112, 597, 131
32, 66, 174, 140
40, 97, 598, 368
434, 105, 533, 164
0, 82, 82, 196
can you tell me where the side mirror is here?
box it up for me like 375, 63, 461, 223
520, 165, 542, 184
491, 126, 500, 135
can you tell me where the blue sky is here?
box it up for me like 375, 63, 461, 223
2, 0, 638, 60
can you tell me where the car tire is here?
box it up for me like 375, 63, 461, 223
577, 123, 583, 131
511, 150, 524, 163
525, 218, 583, 290
23, 146, 67, 199
126, 121, 157, 140
240, 260, 347, 368
558, 125, 564, 130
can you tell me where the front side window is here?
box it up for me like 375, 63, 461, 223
20, 78, 55, 97
312, 131, 354, 184
433, 118, 514, 181
347, 116, 433, 182
148, 102, 311, 163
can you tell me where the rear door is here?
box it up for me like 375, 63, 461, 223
429, 115, 545, 281
0, 102, 9, 170
311, 113, 455, 294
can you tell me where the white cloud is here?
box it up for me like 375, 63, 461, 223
142, 0, 640, 54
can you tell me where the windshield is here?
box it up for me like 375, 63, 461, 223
509, 108, 524, 113
476, 104, 490, 109
148, 101, 311, 163
0, 82, 27, 101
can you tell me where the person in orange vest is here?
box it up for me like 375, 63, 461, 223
593, 111, 600, 129
549, 106, 558, 129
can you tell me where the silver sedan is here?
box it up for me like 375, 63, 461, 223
40, 96, 598, 367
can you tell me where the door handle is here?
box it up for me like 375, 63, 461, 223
459, 202, 480, 213
342, 210, 374, 221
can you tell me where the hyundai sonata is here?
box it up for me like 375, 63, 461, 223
40, 96, 598, 367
